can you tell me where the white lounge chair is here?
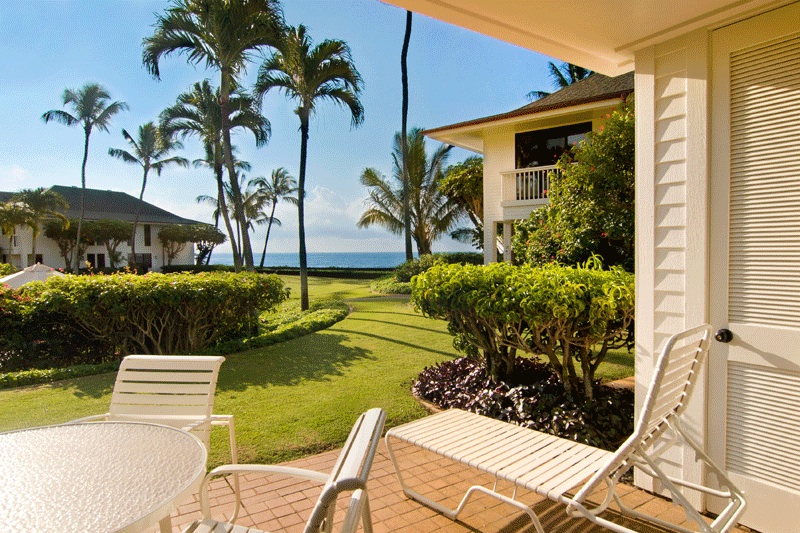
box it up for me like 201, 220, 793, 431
72, 355, 237, 465
386, 324, 746, 533
182, 408, 387, 533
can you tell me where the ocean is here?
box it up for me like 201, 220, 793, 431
208, 251, 413, 269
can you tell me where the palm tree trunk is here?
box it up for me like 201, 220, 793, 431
30, 230, 37, 266
259, 201, 277, 269
401, 10, 413, 262
130, 167, 149, 268
206, 209, 221, 266
219, 77, 254, 271
215, 158, 240, 270
75, 126, 91, 272
298, 118, 310, 311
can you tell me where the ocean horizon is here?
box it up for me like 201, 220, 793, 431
207, 251, 414, 269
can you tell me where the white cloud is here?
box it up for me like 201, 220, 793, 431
0, 164, 30, 188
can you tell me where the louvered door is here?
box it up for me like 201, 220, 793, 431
709, 4, 800, 532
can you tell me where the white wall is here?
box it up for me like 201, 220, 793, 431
633, 29, 710, 506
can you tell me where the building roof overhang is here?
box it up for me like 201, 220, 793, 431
380, 0, 793, 75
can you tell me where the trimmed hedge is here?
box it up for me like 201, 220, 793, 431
0, 361, 120, 390
0, 272, 287, 370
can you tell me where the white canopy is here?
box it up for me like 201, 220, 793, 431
0, 263, 65, 289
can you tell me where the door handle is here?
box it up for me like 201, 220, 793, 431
715, 328, 733, 343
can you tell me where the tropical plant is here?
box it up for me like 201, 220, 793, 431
143, 0, 283, 271
255, 24, 364, 311
512, 97, 635, 270
10, 188, 70, 266
358, 128, 460, 255
43, 218, 91, 270
157, 224, 193, 266
160, 80, 269, 270
527, 62, 593, 101
439, 156, 483, 249
41, 83, 128, 270
108, 122, 188, 265
249, 168, 297, 268
400, 10, 413, 261
188, 224, 227, 265
86, 219, 133, 268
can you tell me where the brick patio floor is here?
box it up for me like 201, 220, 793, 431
163, 439, 750, 533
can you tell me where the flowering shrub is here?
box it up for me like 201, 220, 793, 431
411, 260, 634, 400
0, 272, 287, 370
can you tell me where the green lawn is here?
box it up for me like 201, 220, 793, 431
0, 275, 634, 467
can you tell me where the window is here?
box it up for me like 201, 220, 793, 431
144, 225, 151, 247
26, 254, 43, 265
86, 254, 106, 269
515, 122, 592, 168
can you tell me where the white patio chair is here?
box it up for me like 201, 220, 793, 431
182, 408, 387, 533
72, 355, 237, 465
386, 324, 747, 533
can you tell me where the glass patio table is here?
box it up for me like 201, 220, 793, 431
0, 421, 207, 532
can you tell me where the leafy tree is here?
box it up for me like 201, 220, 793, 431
440, 156, 483, 250
255, 24, 364, 311
527, 62, 593, 101
160, 80, 269, 270
157, 224, 192, 266
512, 97, 635, 270
249, 168, 297, 268
44, 218, 91, 271
108, 122, 188, 264
143, 0, 283, 271
187, 224, 227, 265
0, 202, 35, 261
9, 188, 70, 265
401, 10, 413, 261
358, 128, 460, 255
86, 219, 133, 268
42, 83, 128, 270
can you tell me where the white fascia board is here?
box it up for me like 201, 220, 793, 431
425, 98, 622, 153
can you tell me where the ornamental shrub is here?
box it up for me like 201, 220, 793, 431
411, 260, 634, 400
20, 272, 287, 356
0, 263, 17, 277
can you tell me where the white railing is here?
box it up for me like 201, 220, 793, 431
501, 165, 561, 204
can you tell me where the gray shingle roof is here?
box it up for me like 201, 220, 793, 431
424, 71, 634, 135
0, 186, 201, 225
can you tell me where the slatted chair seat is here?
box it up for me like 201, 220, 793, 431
72, 355, 238, 465
182, 408, 387, 533
386, 325, 747, 533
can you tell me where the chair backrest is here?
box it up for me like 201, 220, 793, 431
570, 324, 713, 504
304, 408, 387, 533
108, 355, 225, 430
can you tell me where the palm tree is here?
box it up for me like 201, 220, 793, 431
358, 128, 459, 255
401, 10, 413, 261
160, 80, 268, 270
10, 188, 69, 266
527, 62, 593, 100
250, 168, 298, 268
255, 24, 364, 311
42, 83, 128, 270
0, 202, 35, 261
108, 123, 188, 263
143, 0, 283, 271
197, 170, 256, 262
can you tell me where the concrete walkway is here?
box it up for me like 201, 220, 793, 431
164, 439, 750, 533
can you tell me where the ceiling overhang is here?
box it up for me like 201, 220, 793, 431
380, 0, 793, 75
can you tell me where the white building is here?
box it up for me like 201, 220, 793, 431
424, 72, 633, 263
384, 1, 800, 531
0, 185, 198, 271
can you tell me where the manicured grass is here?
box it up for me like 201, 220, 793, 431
0, 275, 635, 468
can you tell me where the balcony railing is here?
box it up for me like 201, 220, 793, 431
501, 165, 561, 204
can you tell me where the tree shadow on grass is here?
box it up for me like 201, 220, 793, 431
332, 328, 454, 358
216, 331, 374, 392
49, 371, 115, 399
345, 316, 446, 336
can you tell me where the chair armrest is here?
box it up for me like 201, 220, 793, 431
67, 413, 110, 424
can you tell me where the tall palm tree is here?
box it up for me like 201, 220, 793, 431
42, 83, 128, 271
108, 123, 188, 263
527, 62, 593, 100
358, 128, 459, 255
160, 80, 268, 270
255, 24, 364, 310
401, 10, 413, 261
250, 168, 297, 268
143, 0, 283, 271
11, 188, 69, 266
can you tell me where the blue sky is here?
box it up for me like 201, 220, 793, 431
0, 0, 553, 254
